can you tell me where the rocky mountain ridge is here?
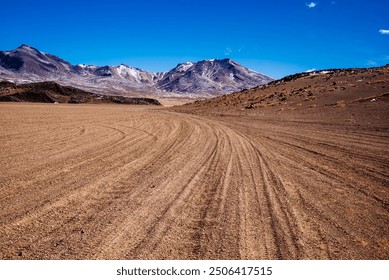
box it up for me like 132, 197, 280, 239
0, 45, 274, 98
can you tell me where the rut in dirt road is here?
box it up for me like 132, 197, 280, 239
0, 104, 388, 259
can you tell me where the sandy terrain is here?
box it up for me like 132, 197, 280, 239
0, 101, 388, 260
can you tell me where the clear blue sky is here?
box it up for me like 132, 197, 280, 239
1, 0, 388, 78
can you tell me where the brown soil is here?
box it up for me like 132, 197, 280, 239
0, 98, 388, 260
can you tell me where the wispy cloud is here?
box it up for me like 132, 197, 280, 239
305, 68, 316, 72
224, 47, 232, 56
306, 2, 317, 8
379, 29, 389, 35
367, 60, 377, 66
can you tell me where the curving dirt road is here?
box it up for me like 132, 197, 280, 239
0, 103, 388, 259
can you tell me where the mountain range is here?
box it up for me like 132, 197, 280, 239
0, 45, 274, 98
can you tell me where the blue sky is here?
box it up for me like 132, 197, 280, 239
1, 0, 388, 78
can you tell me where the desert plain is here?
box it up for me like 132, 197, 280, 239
0, 67, 388, 260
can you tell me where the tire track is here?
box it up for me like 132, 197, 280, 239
1, 103, 388, 259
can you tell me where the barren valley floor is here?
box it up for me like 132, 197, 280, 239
0, 103, 388, 259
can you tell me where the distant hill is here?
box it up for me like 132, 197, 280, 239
175, 65, 389, 115
0, 81, 161, 105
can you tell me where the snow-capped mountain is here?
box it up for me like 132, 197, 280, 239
0, 44, 75, 80
113, 64, 160, 85
158, 59, 273, 94
0, 45, 274, 98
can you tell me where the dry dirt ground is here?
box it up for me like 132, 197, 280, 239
0, 102, 388, 260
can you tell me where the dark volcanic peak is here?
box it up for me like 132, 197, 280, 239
0, 44, 74, 76
0, 45, 274, 98
157, 58, 273, 95
16, 44, 41, 52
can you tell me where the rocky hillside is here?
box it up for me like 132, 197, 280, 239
175, 65, 389, 121
0, 81, 161, 105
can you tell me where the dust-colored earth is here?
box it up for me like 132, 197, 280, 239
0, 99, 388, 259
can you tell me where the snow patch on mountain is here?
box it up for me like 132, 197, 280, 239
0, 45, 274, 98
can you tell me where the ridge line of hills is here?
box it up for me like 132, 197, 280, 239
0, 44, 273, 98
0, 80, 161, 105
